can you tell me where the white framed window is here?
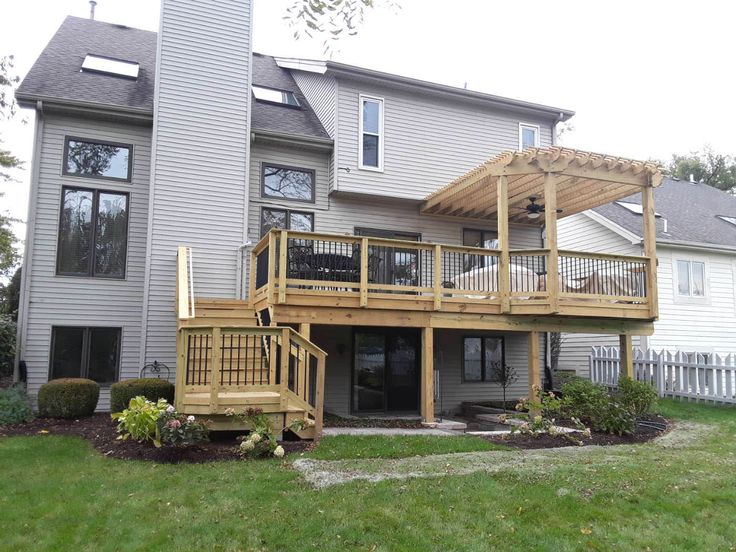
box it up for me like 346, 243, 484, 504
518, 123, 540, 151
676, 259, 706, 298
81, 55, 139, 79
359, 95, 384, 171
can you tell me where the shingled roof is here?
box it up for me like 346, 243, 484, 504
592, 178, 736, 248
16, 16, 330, 140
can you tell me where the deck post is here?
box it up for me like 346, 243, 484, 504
280, 328, 290, 409
360, 237, 369, 307
314, 352, 326, 437
175, 329, 187, 412
420, 326, 435, 423
267, 232, 277, 304
278, 230, 288, 304
209, 328, 222, 411
642, 185, 658, 319
619, 334, 634, 378
497, 176, 510, 313
433, 244, 442, 310
543, 173, 559, 313
527, 331, 541, 402
248, 248, 257, 300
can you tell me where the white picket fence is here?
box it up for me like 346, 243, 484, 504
590, 347, 736, 405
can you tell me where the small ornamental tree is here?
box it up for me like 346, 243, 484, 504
491, 362, 517, 411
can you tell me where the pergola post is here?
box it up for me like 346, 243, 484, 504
497, 175, 510, 313
420, 326, 435, 423
642, 186, 658, 319
543, 173, 559, 313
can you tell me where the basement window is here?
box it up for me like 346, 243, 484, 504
81, 54, 139, 79
252, 85, 300, 107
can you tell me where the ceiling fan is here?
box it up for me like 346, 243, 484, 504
514, 196, 563, 220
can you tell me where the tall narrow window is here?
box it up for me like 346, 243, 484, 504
63, 137, 132, 181
359, 95, 383, 170
50, 326, 121, 384
519, 123, 540, 151
57, 187, 129, 278
676, 260, 705, 297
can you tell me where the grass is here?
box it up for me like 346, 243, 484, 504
308, 434, 510, 460
0, 399, 735, 551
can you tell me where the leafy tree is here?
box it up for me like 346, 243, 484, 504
1, 55, 22, 278
0, 266, 21, 321
666, 146, 736, 193
285, 0, 399, 52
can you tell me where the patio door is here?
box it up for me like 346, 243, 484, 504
352, 329, 419, 413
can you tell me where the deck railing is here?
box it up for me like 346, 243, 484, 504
249, 230, 654, 317
176, 325, 326, 433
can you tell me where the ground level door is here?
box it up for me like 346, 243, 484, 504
353, 329, 419, 414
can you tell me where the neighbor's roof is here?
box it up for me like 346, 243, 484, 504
421, 147, 662, 224
16, 17, 329, 141
592, 178, 736, 249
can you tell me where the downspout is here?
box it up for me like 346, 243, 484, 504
551, 112, 565, 146
14, 101, 45, 383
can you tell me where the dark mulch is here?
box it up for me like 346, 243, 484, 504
323, 413, 424, 429
479, 414, 670, 450
0, 414, 313, 463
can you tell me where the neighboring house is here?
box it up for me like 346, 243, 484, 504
558, 178, 736, 375
14, 0, 662, 435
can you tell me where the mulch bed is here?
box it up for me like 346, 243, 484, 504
0, 414, 313, 464
324, 414, 424, 429
479, 414, 670, 450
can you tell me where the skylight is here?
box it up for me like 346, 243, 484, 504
717, 215, 736, 227
252, 85, 300, 107
82, 55, 139, 79
616, 201, 661, 217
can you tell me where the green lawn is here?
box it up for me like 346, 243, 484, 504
1, 400, 735, 551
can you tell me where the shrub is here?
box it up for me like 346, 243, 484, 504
110, 378, 175, 414
617, 376, 657, 418
111, 396, 169, 443
0, 385, 34, 425
0, 315, 17, 378
156, 409, 209, 448
595, 401, 636, 435
38, 378, 99, 418
230, 407, 307, 459
561, 378, 610, 421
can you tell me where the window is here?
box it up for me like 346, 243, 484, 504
616, 201, 662, 217
57, 187, 129, 278
463, 229, 498, 271
676, 260, 705, 297
260, 207, 314, 236
463, 336, 504, 382
262, 164, 315, 202
359, 95, 383, 170
519, 123, 539, 151
252, 85, 300, 107
717, 215, 736, 227
81, 54, 139, 79
50, 327, 121, 384
63, 137, 132, 181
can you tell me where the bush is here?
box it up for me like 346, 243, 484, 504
38, 378, 99, 418
595, 401, 636, 435
156, 409, 209, 448
110, 378, 175, 414
0, 385, 34, 425
561, 378, 609, 421
112, 396, 170, 443
617, 376, 657, 418
0, 315, 16, 378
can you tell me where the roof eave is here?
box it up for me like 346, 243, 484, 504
251, 128, 334, 152
656, 239, 736, 254
16, 92, 153, 122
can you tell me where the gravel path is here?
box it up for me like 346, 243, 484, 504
294, 421, 710, 488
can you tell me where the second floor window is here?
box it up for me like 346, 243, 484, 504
519, 123, 540, 151
260, 207, 314, 237
262, 164, 315, 202
359, 95, 383, 170
676, 259, 705, 297
57, 187, 129, 278
63, 137, 132, 181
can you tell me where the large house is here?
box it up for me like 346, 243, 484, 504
558, 177, 736, 375
14, 0, 662, 436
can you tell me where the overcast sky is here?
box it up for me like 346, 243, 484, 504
2, 0, 735, 246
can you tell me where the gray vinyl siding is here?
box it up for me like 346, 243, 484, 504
143, 0, 252, 366
314, 326, 539, 416
20, 113, 151, 410
335, 77, 555, 199
557, 212, 642, 375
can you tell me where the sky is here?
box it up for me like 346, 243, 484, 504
1, 0, 735, 250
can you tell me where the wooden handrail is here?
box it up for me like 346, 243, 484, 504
558, 249, 649, 264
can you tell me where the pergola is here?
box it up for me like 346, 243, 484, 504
421, 147, 663, 223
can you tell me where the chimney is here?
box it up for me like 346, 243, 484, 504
89, 0, 97, 20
